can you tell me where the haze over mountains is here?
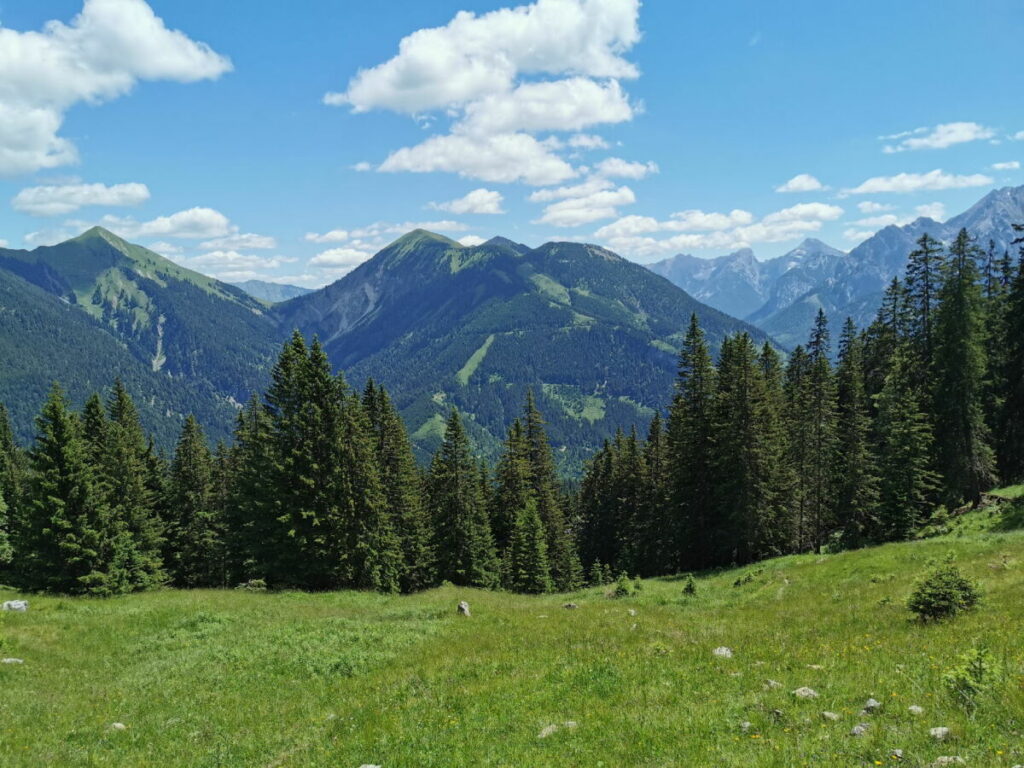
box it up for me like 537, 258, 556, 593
649, 185, 1024, 348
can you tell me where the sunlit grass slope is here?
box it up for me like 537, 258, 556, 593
2, 514, 1022, 767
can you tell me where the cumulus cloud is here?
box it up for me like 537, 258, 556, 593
99, 206, 233, 239
594, 201, 845, 258
185, 250, 297, 272
198, 233, 276, 250
844, 169, 993, 194
11, 181, 150, 216
458, 235, 487, 246
594, 157, 658, 179
0, 0, 231, 176
379, 133, 576, 185
429, 188, 505, 215
0, 239, 7, 247
535, 184, 635, 227
1014, 131, 1024, 141
304, 229, 349, 244
992, 160, 1020, 170
846, 202, 948, 237
775, 173, 825, 193
857, 201, 893, 214
146, 241, 183, 256
308, 246, 377, 278
328, 0, 642, 186
881, 122, 994, 153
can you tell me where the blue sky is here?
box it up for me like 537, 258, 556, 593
0, 0, 1021, 287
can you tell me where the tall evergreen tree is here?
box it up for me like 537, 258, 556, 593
522, 392, 581, 590
756, 342, 795, 557
18, 384, 120, 594
638, 412, 673, 574
933, 229, 996, 505
0, 404, 22, 568
428, 409, 498, 587
667, 314, 717, 570
834, 318, 880, 546
804, 310, 838, 551
904, 232, 946, 368
491, 418, 531, 556
784, 345, 813, 550
504, 498, 553, 593
997, 227, 1024, 481
166, 415, 223, 587
875, 347, 940, 539
226, 394, 274, 583
578, 439, 618, 572
363, 381, 435, 592
102, 380, 165, 588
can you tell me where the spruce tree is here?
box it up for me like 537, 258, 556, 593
756, 341, 795, 557
639, 412, 673, 574
491, 418, 531, 556
875, 347, 940, 539
0, 404, 22, 568
933, 229, 996, 505
578, 439, 618, 571
19, 384, 120, 594
998, 230, 1024, 481
784, 345, 813, 550
226, 394, 274, 583
428, 410, 498, 587
835, 318, 880, 546
363, 381, 435, 592
904, 233, 946, 368
805, 310, 838, 551
522, 392, 581, 590
167, 415, 223, 587
505, 498, 553, 593
102, 380, 165, 588
667, 314, 717, 570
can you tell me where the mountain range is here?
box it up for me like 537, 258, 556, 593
649, 185, 1024, 347
0, 227, 767, 469
231, 279, 312, 303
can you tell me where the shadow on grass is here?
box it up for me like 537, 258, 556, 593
993, 501, 1024, 532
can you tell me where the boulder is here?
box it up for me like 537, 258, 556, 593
457, 601, 471, 617
713, 646, 733, 658
930, 726, 951, 741
850, 723, 869, 737
821, 711, 840, 721
908, 705, 924, 716
792, 686, 819, 699
2, 600, 27, 612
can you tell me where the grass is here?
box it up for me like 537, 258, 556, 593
2, 524, 1023, 766
456, 334, 495, 386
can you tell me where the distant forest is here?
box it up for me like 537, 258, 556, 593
1, 226, 1022, 595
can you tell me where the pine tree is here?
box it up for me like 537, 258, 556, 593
578, 439, 618, 571
784, 345, 813, 550
491, 419, 531, 556
863, 277, 911, 406
805, 310, 839, 551
0, 404, 22, 568
997, 227, 1024, 481
834, 318, 880, 546
612, 427, 647, 574
18, 384, 119, 594
428, 409, 498, 587
226, 394, 275, 583
905, 232, 946, 368
667, 314, 717, 570
505, 498, 553, 593
756, 341, 795, 557
363, 381, 435, 592
875, 347, 940, 539
638, 412, 673, 574
167, 415, 223, 587
933, 229, 996, 505
522, 392, 581, 590
102, 380, 165, 589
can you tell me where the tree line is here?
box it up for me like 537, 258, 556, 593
0, 225, 1021, 595
578, 226, 1024, 576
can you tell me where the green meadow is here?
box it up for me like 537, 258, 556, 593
2, 512, 1022, 768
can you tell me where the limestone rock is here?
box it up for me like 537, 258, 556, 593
457, 601, 471, 617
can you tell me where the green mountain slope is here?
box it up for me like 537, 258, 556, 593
0, 227, 279, 443
275, 230, 773, 469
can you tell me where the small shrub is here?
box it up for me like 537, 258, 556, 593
612, 572, 634, 598
907, 557, 980, 621
682, 574, 697, 596
632, 577, 644, 592
943, 646, 1001, 711
733, 572, 754, 587
235, 578, 267, 592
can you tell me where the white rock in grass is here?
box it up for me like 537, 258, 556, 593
821, 711, 840, 721
931, 758, 965, 767
850, 723, 869, 736
792, 686, 818, 699
538, 724, 559, 739
457, 601, 471, 617
359, 765, 382, 768
627, 609, 637, 616
109, 723, 127, 732
908, 705, 924, 715
2, 658, 24, 664
862, 697, 883, 714
739, 721, 752, 733
562, 721, 578, 730
2, 600, 27, 612
713, 646, 733, 658
930, 726, 951, 741
765, 679, 783, 690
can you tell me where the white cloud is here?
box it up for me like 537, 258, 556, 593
304, 229, 349, 244
184, 250, 297, 272
568, 133, 609, 150
349, 220, 468, 238
429, 188, 505, 215
328, 0, 639, 113
535, 184, 635, 227
775, 173, 825, 193
99, 206, 233, 239
992, 160, 1020, 170
843, 229, 876, 244
914, 202, 946, 221
857, 201, 893, 214
198, 233, 276, 250
594, 157, 658, 179
845, 169, 993, 194
594, 202, 845, 258
352, 161, 373, 172
882, 122, 994, 153
1013, 131, 1024, 141
458, 235, 487, 246
852, 214, 902, 228
379, 133, 576, 185
309, 246, 375, 277
0, 239, 8, 248
328, 0, 642, 186
528, 176, 614, 203
147, 241, 183, 256
0, 0, 231, 176
11, 181, 150, 216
